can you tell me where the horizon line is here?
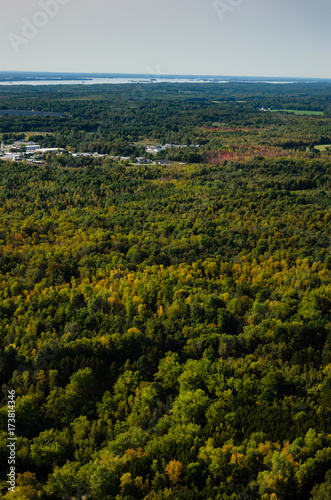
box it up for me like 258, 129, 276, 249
0, 71, 330, 81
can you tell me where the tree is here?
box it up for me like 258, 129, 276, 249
165, 460, 184, 485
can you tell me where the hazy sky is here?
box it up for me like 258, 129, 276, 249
1, 0, 330, 78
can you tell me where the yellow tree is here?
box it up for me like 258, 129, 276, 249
165, 460, 184, 485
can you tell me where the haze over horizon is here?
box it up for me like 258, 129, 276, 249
1, 0, 330, 79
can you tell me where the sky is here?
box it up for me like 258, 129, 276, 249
0, 0, 330, 78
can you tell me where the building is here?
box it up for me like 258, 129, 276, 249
35, 148, 65, 154
146, 144, 200, 153
9, 142, 41, 153
71, 152, 104, 157
136, 157, 152, 164
146, 145, 164, 154
25, 144, 41, 152
1, 154, 23, 162
158, 160, 172, 166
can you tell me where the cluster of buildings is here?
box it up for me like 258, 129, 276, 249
146, 143, 200, 154
0, 141, 106, 163
0, 140, 66, 163
109, 155, 133, 162
109, 156, 162, 165
71, 152, 105, 158
0, 140, 192, 166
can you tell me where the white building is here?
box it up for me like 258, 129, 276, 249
2, 154, 23, 161
146, 145, 164, 154
26, 144, 41, 152
72, 152, 104, 157
35, 148, 65, 153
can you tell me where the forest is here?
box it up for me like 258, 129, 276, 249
0, 82, 330, 499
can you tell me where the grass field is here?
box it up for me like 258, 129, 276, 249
313, 144, 331, 151
271, 109, 324, 116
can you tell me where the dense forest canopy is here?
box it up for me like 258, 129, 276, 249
0, 82, 330, 499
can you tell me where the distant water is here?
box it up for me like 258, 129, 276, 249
0, 77, 229, 86
0, 72, 327, 86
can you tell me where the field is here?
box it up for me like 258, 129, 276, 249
315, 143, 331, 151
271, 109, 324, 115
